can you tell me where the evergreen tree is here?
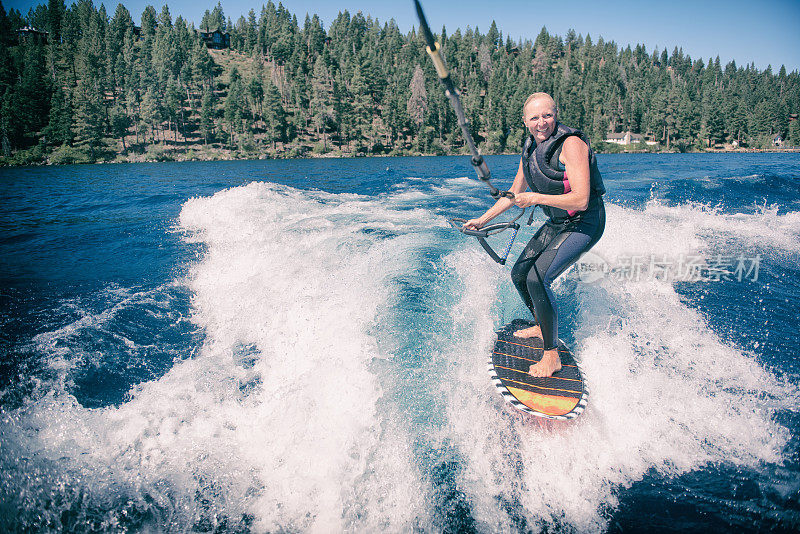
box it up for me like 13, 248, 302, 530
246, 9, 258, 52
44, 83, 72, 146
109, 101, 130, 153
248, 71, 264, 129
140, 85, 163, 144
705, 90, 726, 145
164, 74, 184, 142
263, 77, 286, 150
1, 89, 14, 157
224, 68, 246, 146
200, 84, 216, 145
310, 58, 334, 150
141, 5, 157, 38
12, 40, 50, 147
72, 76, 105, 159
207, 2, 225, 31
47, 0, 66, 41
125, 86, 141, 147
332, 69, 351, 150
349, 63, 371, 151
407, 64, 427, 133
788, 118, 800, 147
729, 99, 748, 143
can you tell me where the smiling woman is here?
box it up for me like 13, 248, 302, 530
523, 92, 558, 144
463, 92, 607, 378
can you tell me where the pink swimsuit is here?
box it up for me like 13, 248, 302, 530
562, 170, 577, 217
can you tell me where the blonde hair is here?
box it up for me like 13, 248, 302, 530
522, 92, 557, 117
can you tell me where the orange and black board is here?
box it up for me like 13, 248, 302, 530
489, 319, 588, 420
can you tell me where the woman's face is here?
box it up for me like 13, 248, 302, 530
523, 98, 557, 143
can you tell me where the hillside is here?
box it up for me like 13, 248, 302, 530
2, 1, 799, 166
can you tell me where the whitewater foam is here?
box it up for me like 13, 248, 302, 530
436, 200, 797, 531
3, 182, 434, 531
3, 179, 798, 532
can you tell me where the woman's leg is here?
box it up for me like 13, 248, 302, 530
513, 207, 605, 376
510, 223, 555, 319
528, 230, 594, 347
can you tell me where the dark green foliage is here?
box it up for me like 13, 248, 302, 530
109, 101, 130, 152
140, 5, 156, 38
263, 77, 286, 150
1, 1, 798, 166
199, 84, 216, 144
72, 76, 105, 159
201, 2, 225, 32
43, 83, 72, 146
224, 67, 246, 146
788, 118, 800, 146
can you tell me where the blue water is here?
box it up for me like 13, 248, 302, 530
1, 154, 799, 532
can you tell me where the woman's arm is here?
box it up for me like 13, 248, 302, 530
462, 159, 528, 230
512, 136, 591, 212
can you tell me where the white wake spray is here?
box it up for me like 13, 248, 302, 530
436, 201, 799, 532
5, 178, 798, 532
4, 182, 438, 531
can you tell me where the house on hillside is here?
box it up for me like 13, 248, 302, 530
604, 131, 658, 146
17, 26, 49, 44
199, 29, 230, 49
773, 134, 784, 147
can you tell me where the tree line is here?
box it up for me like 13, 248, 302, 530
2, 0, 799, 165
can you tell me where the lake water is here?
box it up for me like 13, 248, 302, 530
1, 153, 799, 532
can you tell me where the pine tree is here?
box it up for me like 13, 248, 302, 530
263, 77, 286, 150
248, 71, 264, 129
200, 84, 216, 145
72, 77, 105, 159
706, 90, 726, 144
309, 58, 334, 150
165, 75, 184, 142
224, 70, 246, 146
141, 5, 157, 38
246, 9, 257, 52
349, 63, 370, 151
109, 101, 130, 153
407, 65, 427, 133
13, 40, 50, 147
140, 85, 163, 144
788, 118, 800, 147
209, 2, 225, 32
44, 83, 72, 146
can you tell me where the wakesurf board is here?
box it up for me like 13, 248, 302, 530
490, 319, 588, 420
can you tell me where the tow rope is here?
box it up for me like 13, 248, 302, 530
414, 0, 523, 265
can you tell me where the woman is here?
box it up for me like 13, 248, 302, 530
463, 92, 606, 377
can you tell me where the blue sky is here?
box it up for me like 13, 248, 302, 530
9, 0, 800, 71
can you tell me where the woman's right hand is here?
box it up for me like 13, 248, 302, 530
462, 218, 484, 231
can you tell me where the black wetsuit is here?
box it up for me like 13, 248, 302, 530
510, 123, 606, 350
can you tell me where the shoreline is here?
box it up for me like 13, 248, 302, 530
3, 146, 799, 168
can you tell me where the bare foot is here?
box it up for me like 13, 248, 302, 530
514, 324, 542, 339
529, 348, 562, 377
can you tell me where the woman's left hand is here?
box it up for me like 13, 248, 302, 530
513, 192, 539, 208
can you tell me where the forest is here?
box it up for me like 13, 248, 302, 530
2, 0, 799, 166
